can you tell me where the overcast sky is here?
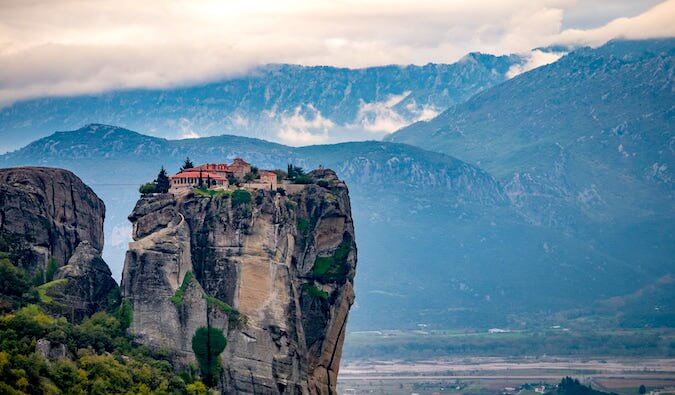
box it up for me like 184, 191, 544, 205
0, 0, 673, 106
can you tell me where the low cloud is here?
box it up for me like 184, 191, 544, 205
351, 92, 441, 134
556, 0, 675, 46
355, 92, 410, 133
507, 49, 566, 78
276, 105, 333, 146
0, 0, 673, 106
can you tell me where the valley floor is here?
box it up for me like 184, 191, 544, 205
338, 357, 675, 395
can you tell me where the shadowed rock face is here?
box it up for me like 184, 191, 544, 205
51, 241, 119, 321
0, 166, 117, 322
0, 167, 105, 269
122, 168, 357, 394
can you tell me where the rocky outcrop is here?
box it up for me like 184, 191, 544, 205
0, 167, 117, 321
48, 241, 119, 321
0, 167, 105, 271
122, 168, 357, 394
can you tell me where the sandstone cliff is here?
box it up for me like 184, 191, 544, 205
0, 167, 117, 320
122, 168, 357, 394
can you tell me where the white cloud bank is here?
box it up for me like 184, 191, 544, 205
0, 0, 673, 106
276, 105, 334, 146
507, 49, 567, 78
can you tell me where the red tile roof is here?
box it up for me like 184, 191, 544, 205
170, 171, 227, 181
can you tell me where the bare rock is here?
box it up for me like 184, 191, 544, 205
35, 338, 69, 361
0, 167, 105, 272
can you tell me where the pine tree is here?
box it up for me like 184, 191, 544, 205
180, 157, 194, 171
156, 166, 170, 193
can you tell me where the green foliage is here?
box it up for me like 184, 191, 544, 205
193, 186, 229, 198
155, 166, 170, 193
204, 296, 247, 329
297, 217, 310, 236
44, 258, 58, 283
191, 327, 227, 387
181, 157, 194, 171
286, 164, 305, 180
293, 175, 314, 184
547, 377, 613, 395
0, 231, 36, 268
36, 279, 67, 304
0, 258, 31, 307
186, 380, 208, 394
302, 283, 329, 300
73, 312, 122, 352
116, 299, 133, 331
0, 255, 190, 393
231, 189, 252, 207
312, 235, 352, 282
138, 182, 157, 194
171, 272, 194, 307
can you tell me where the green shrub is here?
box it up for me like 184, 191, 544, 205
204, 296, 247, 328
44, 258, 58, 282
293, 175, 314, 184
139, 182, 157, 194
302, 283, 329, 300
117, 299, 133, 331
297, 218, 310, 236
231, 189, 252, 207
74, 312, 122, 352
194, 186, 229, 198
191, 327, 226, 387
171, 272, 194, 307
312, 236, 352, 282
36, 279, 67, 304
0, 258, 31, 299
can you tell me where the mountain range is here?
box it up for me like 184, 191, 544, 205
0, 54, 522, 152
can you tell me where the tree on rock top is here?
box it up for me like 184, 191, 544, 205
155, 167, 170, 193
180, 157, 194, 171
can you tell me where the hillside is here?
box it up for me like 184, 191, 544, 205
0, 56, 522, 152
388, 38, 674, 224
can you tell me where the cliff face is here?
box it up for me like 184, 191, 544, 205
122, 169, 357, 394
0, 167, 105, 267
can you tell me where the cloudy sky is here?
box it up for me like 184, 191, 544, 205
0, 0, 673, 107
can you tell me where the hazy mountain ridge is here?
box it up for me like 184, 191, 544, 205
0, 55, 523, 152
388, 39, 675, 227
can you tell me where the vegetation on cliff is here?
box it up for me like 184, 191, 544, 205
312, 234, 352, 282
191, 327, 227, 388
0, 237, 209, 394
